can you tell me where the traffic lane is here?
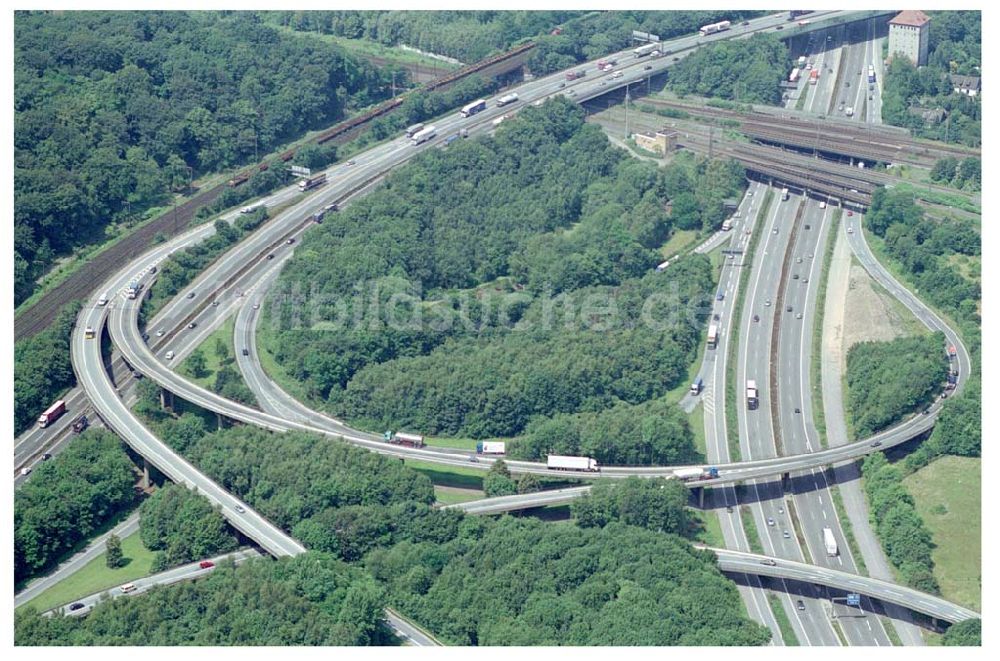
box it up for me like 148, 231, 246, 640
737, 195, 839, 645
77, 308, 304, 558
734, 194, 834, 645
714, 548, 979, 624
698, 181, 782, 642
775, 206, 892, 645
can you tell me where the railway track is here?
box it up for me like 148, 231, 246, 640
638, 96, 979, 164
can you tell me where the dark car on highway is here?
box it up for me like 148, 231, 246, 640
69, 602, 86, 611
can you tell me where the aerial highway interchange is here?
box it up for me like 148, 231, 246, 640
15, 8, 978, 646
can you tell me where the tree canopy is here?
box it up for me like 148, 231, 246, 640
666, 34, 789, 105
14, 10, 391, 304
15, 430, 137, 584
15, 553, 393, 646
14, 300, 81, 434
139, 484, 240, 572
364, 516, 770, 646
266, 99, 736, 464
845, 333, 946, 438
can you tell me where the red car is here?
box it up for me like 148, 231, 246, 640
847, 210, 854, 216
199, 561, 215, 569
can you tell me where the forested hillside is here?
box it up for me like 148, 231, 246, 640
15, 553, 392, 646
14, 11, 390, 304
366, 517, 771, 645
265, 99, 741, 463
845, 333, 945, 438
15, 431, 137, 584
666, 34, 789, 104
267, 10, 582, 63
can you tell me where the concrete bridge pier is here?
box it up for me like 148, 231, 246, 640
159, 388, 174, 411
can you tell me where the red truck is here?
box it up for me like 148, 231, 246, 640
38, 400, 66, 428
199, 561, 215, 569
566, 70, 586, 81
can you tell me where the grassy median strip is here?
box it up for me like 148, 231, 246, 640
830, 484, 868, 576
832, 620, 848, 646
739, 505, 764, 555
882, 617, 903, 646
810, 210, 841, 449
785, 498, 812, 564
767, 594, 800, 646
725, 190, 773, 461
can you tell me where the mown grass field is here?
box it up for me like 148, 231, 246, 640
903, 455, 981, 611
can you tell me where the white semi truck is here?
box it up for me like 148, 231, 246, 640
823, 527, 839, 556
547, 455, 600, 472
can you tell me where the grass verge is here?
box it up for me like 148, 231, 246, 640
19, 532, 157, 614
810, 209, 841, 449
690, 509, 725, 548
178, 316, 237, 389
831, 620, 848, 646
658, 228, 699, 259
404, 459, 484, 490
830, 484, 868, 575
725, 189, 773, 460
433, 486, 484, 506
688, 401, 707, 458
785, 499, 812, 564
768, 594, 800, 646
255, 326, 319, 407
903, 455, 981, 611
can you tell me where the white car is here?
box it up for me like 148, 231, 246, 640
156, 329, 165, 337
165, 351, 175, 360
848, 227, 854, 234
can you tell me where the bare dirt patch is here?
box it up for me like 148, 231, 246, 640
841, 260, 920, 354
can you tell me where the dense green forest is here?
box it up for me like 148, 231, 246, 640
14, 11, 391, 304
903, 379, 980, 472
514, 397, 701, 466
929, 156, 981, 190
265, 100, 740, 461
942, 619, 981, 646
13, 301, 81, 434
572, 477, 691, 535
862, 453, 939, 593
15, 553, 393, 646
666, 34, 789, 105
882, 11, 980, 146
865, 188, 980, 330
139, 484, 240, 572
365, 517, 770, 645
15, 431, 137, 584
845, 333, 945, 438
526, 11, 760, 76
268, 10, 760, 78
268, 10, 583, 64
